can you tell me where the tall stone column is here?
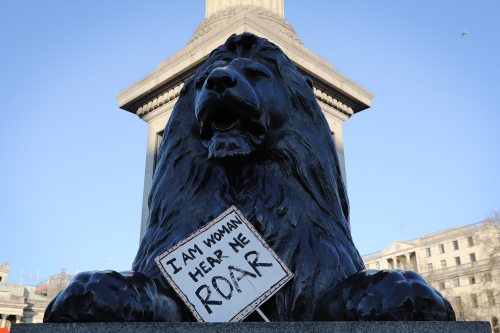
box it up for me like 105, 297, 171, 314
16, 315, 22, 324
1, 314, 6, 328
206, 0, 285, 18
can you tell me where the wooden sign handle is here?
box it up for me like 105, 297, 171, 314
256, 308, 270, 322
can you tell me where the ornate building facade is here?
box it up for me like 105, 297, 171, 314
0, 263, 46, 330
363, 219, 499, 331
0, 265, 72, 330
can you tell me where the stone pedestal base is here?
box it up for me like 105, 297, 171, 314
11, 321, 491, 333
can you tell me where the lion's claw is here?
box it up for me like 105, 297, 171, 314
44, 270, 184, 322
314, 270, 455, 321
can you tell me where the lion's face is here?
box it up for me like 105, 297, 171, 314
194, 57, 285, 160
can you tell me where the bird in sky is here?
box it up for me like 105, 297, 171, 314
461, 29, 470, 36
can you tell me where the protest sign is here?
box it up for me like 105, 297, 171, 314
155, 206, 293, 322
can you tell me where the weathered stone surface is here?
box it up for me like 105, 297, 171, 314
12, 321, 491, 333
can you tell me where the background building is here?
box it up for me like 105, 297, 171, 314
45, 269, 72, 302
0, 264, 8, 284
0, 262, 44, 330
0, 265, 72, 331
363, 219, 499, 331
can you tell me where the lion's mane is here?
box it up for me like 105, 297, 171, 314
133, 33, 365, 321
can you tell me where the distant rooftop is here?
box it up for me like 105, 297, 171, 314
362, 218, 498, 258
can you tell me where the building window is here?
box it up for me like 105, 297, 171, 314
438, 244, 445, 254
439, 281, 446, 290
455, 256, 461, 266
425, 248, 432, 257
469, 276, 476, 285
467, 236, 474, 247
440, 260, 447, 269
469, 253, 476, 262
471, 294, 478, 308
453, 277, 460, 287
453, 240, 459, 250
487, 290, 496, 306
427, 263, 433, 271
484, 272, 492, 282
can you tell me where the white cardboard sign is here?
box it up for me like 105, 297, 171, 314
155, 206, 293, 322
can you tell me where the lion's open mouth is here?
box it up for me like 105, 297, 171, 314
196, 100, 268, 160
212, 113, 239, 132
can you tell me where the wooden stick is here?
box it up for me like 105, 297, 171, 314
256, 307, 270, 322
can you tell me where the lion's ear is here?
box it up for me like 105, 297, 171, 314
303, 75, 314, 90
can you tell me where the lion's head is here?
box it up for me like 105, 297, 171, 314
193, 33, 319, 161
133, 33, 364, 321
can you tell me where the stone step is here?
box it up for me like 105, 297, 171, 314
11, 321, 491, 333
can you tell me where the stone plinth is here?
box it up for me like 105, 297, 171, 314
11, 321, 491, 333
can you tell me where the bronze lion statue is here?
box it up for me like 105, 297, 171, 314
44, 33, 455, 322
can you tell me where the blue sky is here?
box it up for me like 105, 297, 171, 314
1, 1, 499, 285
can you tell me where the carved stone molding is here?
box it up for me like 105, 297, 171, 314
118, 7, 371, 114
189, 6, 302, 45
137, 83, 184, 117
313, 87, 354, 117
136, 83, 354, 119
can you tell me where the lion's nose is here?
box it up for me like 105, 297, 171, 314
205, 68, 237, 94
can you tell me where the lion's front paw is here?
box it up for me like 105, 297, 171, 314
314, 270, 455, 321
43, 270, 183, 322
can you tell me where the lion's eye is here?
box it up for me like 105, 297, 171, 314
195, 76, 207, 89
244, 67, 269, 79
